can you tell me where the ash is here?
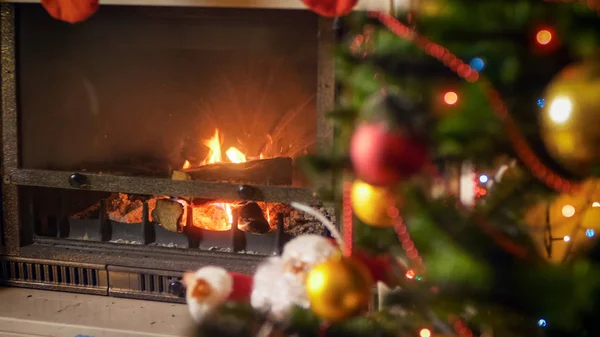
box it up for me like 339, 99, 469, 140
151, 242, 181, 248
110, 239, 142, 245
284, 206, 335, 237
208, 246, 261, 255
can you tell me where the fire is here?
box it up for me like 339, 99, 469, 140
200, 129, 224, 165
184, 129, 249, 231
226, 147, 246, 163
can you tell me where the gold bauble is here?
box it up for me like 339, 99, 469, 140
540, 60, 600, 175
351, 180, 395, 228
305, 256, 373, 322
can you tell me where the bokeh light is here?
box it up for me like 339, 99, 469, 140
586, 229, 595, 238
563, 235, 571, 242
562, 204, 575, 218
479, 174, 489, 183
536, 29, 553, 45
469, 57, 485, 71
419, 328, 432, 337
444, 91, 459, 105
537, 98, 545, 108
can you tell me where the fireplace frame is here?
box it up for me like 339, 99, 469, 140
0, 3, 335, 301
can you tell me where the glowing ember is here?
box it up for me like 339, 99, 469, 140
191, 203, 233, 231
183, 160, 191, 169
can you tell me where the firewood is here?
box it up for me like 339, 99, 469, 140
152, 199, 185, 232
171, 157, 293, 186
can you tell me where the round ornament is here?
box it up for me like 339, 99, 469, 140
305, 256, 373, 321
351, 180, 396, 227
350, 122, 428, 186
540, 60, 600, 175
42, 0, 99, 24
301, 0, 358, 17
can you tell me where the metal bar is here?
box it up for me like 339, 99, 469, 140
24, 238, 262, 274
232, 208, 244, 252
99, 200, 112, 242
0, 4, 21, 255
275, 212, 285, 255
1, 4, 17, 171
6, 168, 319, 204
185, 204, 199, 249
142, 201, 155, 245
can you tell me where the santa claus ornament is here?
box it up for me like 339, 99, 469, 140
183, 266, 252, 323
301, 0, 358, 17
251, 235, 339, 320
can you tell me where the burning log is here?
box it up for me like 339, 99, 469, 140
152, 199, 186, 233
239, 202, 271, 234
171, 157, 293, 186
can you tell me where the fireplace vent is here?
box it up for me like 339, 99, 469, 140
107, 265, 186, 303
0, 257, 108, 295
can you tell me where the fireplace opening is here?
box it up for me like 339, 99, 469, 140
1, 1, 333, 299
23, 186, 332, 255
17, 4, 318, 187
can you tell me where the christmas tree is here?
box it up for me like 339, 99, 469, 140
185, 1, 600, 336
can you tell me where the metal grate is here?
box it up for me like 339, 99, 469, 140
0, 257, 108, 295
108, 265, 185, 303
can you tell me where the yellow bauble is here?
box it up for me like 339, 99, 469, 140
540, 60, 600, 175
351, 180, 395, 227
582, 206, 600, 230
305, 256, 373, 321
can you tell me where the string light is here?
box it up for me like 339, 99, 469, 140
469, 57, 485, 71
563, 235, 571, 242
479, 174, 489, 183
586, 229, 595, 238
537, 98, 545, 108
419, 328, 432, 337
406, 269, 416, 279
562, 204, 575, 218
536, 29, 553, 45
369, 11, 579, 193
444, 91, 459, 105
538, 318, 548, 327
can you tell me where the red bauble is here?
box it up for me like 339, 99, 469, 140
41, 0, 99, 24
301, 0, 358, 17
350, 122, 427, 186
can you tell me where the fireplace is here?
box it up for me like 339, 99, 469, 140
0, 2, 335, 303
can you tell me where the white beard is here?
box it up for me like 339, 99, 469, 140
184, 266, 233, 323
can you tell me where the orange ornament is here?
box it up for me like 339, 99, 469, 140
41, 0, 99, 24
301, 0, 358, 17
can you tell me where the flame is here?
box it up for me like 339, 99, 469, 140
183, 128, 250, 231
226, 147, 246, 163
200, 129, 223, 165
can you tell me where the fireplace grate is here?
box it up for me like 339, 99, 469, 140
0, 257, 108, 295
